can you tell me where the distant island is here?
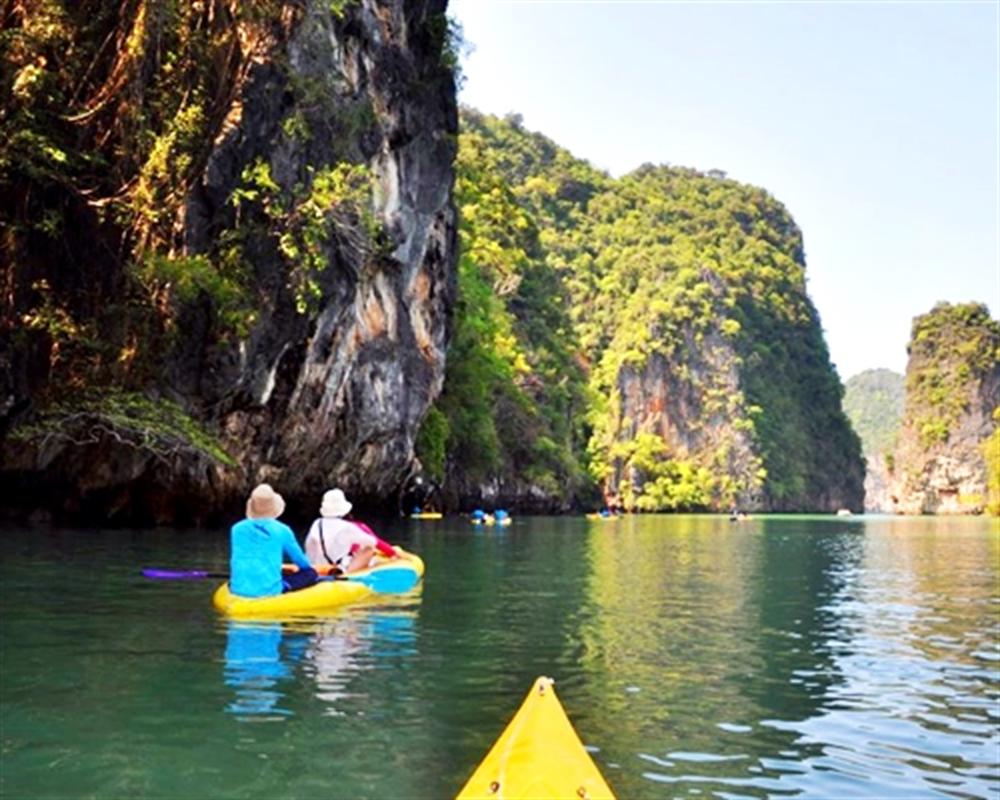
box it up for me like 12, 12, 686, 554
844, 369, 905, 512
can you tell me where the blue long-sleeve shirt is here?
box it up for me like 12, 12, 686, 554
229, 518, 312, 598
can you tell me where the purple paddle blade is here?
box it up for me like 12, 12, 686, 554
142, 568, 227, 580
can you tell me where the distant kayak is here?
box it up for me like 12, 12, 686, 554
456, 676, 615, 799
585, 513, 616, 521
212, 548, 424, 618
411, 512, 443, 519
470, 515, 512, 527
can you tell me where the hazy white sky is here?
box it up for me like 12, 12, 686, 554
448, 0, 999, 381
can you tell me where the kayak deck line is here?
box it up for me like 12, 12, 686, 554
456, 676, 616, 800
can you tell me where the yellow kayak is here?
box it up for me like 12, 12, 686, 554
411, 512, 443, 519
456, 677, 615, 799
212, 548, 424, 618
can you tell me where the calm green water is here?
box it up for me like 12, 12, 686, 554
1, 515, 997, 799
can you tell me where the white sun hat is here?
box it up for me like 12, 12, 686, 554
320, 488, 353, 518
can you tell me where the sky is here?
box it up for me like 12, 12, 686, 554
448, 0, 999, 381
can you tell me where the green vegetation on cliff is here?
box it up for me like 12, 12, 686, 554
2, 1, 388, 399
3, 1, 460, 523
419, 110, 863, 511
905, 303, 999, 447
891, 302, 1000, 515
3, 1, 268, 392
3, 5, 863, 513
2, 0, 401, 461
415, 112, 592, 502
984, 409, 1000, 516
9, 389, 236, 467
844, 369, 905, 460
579, 162, 859, 511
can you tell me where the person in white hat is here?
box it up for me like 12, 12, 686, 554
229, 483, 316, 597
305, 488, 397, 573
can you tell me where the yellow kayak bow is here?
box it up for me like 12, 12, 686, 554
456, 677, 616, 800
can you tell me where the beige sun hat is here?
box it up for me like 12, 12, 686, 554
246, 483, 286, 519
320, 488, 352, 518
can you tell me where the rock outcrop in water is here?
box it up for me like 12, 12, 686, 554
888, 303, 1000, 515
1, 1, 457, 524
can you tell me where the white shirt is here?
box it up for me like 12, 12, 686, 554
304, 517, 377, 568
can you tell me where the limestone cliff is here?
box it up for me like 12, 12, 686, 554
434, 113, 864, 513
889, 303, 1000, 515
608, 327, 762, 511
581, 167, 865, 513
1, 0, 457, 524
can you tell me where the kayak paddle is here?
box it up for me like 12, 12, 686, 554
141, 566, 419, 594
142, 568, 229, 580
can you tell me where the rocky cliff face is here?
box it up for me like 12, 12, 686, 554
889, 303, 1000, 515
863, 455, 893, 514
611, 332, 763, 510
602, 299, 864, 514
1, 0, 457, 524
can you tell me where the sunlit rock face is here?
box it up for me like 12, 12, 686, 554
606, 323, 864, 514
864, 456, 894, 513
0, 0, 457, 524
889, 304, 1000, 515
192, 0, 458, 513
612, 338, 763, 510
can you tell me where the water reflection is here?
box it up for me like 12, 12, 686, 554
223, 622, 306, 719
578, 515, 999, 799
298, 611, 418, 714
0, 519, 995, 798
222, 606, 419, 720
756, 516, 1000, 799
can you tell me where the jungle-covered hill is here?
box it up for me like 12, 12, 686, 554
844, 369, 906, 458
418, 109, 864, 513
843, 369, 905, 511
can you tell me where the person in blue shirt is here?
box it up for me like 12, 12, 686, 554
229, 484, 317, 598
